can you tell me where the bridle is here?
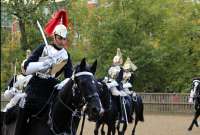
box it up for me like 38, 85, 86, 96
48, 71, 100, 135
72, 71, 100, 102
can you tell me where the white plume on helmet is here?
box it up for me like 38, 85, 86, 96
113, 48, 123, 65
53, 24, 68, 38
123, 57, 137, 71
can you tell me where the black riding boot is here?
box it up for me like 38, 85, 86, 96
119, 97, 125, 122
14, 108, 28, 135
126, 95, 133, 123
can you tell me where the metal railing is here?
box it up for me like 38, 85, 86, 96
138, 93, 194, 114
1, 93, 195, 113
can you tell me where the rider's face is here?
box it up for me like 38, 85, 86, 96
54, 34, 68, 48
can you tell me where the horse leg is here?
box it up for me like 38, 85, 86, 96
194, 112, 200, 127
111, 122, 116, 135
194, 120, 199, 127
94, 122, 101, 135
101, 123, 105, 135
132, 117, 138, 135
188, 111, 199, 131
117, 121, 127, 135
116, 121, 121, 135
107, 124, 112, 135
107, 122, 116, 135
121, 122, 127, 135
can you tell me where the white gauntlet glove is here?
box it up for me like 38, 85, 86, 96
4, 87, 17, 100
25, 56, 56, 75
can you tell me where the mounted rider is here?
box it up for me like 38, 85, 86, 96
189, 78, 200, 103
103, 48, 132, 122
122, 57, 138, 100
3, 50, 33, 113
104, 48, 124, 96
11, 9, 73, 135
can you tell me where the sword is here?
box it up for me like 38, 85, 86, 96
122, 97, 128, 125
36, 20, 51, 55
13, 58, 17, 86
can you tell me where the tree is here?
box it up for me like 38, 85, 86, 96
2, 0, 48, 50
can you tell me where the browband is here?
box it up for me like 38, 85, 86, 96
71, 71, 93, 81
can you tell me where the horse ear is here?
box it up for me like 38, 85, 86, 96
91, 59, 97, 74
80, 58, 86, 70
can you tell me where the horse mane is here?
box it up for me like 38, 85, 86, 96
59, 79, 74, 96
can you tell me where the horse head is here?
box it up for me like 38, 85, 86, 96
73, 58, 102, 121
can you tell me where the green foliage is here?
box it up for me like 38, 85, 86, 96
1, 34, 26, 90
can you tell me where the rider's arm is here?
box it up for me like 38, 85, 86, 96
22, 44, 53, 75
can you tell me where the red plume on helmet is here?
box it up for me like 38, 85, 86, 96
44, 9, 68, 37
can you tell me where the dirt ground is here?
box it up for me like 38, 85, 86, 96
77, 113, 200, 135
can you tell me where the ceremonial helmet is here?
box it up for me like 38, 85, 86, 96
123, 57, 137, 72
53, 24, 68, 38
113, 48, 123, 65
45, 9, 68, 38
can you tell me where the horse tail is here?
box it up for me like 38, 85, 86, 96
135, 95, 144, 122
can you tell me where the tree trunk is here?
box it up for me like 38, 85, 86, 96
18, 19, 28, 50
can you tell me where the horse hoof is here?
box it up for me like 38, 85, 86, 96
188, 128, 192, 131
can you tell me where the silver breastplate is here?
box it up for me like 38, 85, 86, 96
39, 45, 68, 77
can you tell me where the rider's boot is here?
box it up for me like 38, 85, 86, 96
119, 97, 125, 123
127, 95, 133, 123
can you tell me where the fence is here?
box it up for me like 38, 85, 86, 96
138, 93, 194, 114
1, 93, 195, 114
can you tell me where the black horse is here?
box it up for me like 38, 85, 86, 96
94, 79, 144, 135
130, 95, 144, 135
188, 78, 200, 131
2, 58, 102, 135
94, 80, 117, 135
